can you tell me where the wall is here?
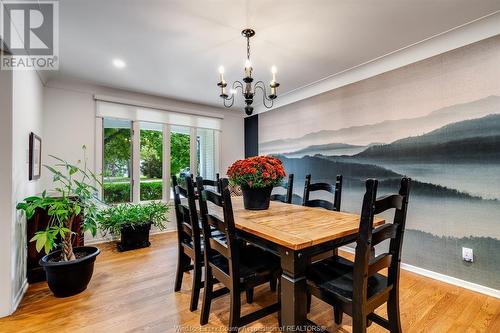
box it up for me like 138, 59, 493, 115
11, 70, 45, 312
0, 69, 45, 317
42, 79, 244, 190
0, 70, 14, 317
259, 35, 500, 292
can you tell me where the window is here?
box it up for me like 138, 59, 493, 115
140, 122, 163, 201
97, 100, 221, 204
103, 118, 132, 203
170, 125, 191, 193
197, 128, 216, 180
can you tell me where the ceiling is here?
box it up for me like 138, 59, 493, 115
40, 0, 500, 110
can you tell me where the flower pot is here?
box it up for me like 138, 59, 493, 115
241, 186, 273, 210
39, 246, 100, 297
117, 222, 152, 252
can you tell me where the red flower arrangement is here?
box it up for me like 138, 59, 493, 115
227, 156, 286, 189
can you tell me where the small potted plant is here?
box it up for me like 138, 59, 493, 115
16, 146, 102, 297
98, 201, 169, 251
227, 156, 286, 210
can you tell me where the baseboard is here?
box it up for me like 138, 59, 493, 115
11, 279, 28, 314
339, 246, 500, 299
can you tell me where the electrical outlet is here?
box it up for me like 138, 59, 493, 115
462, 247, 473, 263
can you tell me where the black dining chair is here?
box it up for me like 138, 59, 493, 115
173, 175, 255, 312
197, 177, 281, 331
306, 177, 411, 333
270, 173, 294, 204
172, 175, 204, 312
303, 174, 343, 211
192, 173, 221, 193
303, 174, 343, 266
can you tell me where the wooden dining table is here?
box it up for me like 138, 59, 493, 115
218, 197, 385, 332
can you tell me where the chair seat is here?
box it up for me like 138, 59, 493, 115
307, 255, 387, 304
211, 245, 280, 284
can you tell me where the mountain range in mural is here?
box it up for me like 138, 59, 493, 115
261, 95, 500, 156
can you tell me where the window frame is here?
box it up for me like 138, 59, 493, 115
97, 117, 220, 204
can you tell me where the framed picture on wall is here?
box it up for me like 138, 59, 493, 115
29, 132, 42, 181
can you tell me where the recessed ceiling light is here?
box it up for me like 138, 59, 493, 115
112, 58, 126, 69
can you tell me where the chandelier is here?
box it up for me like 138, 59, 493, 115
217, 29, 280, 116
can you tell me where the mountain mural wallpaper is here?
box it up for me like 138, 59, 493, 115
259, 35, 500, 290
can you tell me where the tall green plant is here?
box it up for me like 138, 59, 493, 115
16, 146, 101, 261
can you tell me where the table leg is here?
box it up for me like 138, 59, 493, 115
280, 248, 308, 332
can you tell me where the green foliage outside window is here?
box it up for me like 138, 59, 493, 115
103, 125, 191, 203
170, 132, 190, 177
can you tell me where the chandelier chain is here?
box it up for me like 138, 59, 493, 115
247, 37, 251, 60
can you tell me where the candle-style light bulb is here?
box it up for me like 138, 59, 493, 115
218, 66, 225, 83
270, 65, 278, 97
244, 59, 252, 77
271, 65, 277, 82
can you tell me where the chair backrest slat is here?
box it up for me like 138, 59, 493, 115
371, 223, 397, 246
308, 182, 334, 192
181, 222, 193, 237
271, 174, 294, 204
201, 173, 221, 192
303, 174, 343, 211
305, 199, 335, 211
367, 253, 393, 277
374, 194, 403, 214
209, 237, 230, 258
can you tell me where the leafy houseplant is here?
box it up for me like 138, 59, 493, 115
16, 146, 102, 297
98, 201, 169, 251
227, 156, 286, 210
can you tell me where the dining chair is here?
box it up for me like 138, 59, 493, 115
302, 174, 343, 266
173, 175, 255, 312
270, 173, 294, 204
172, 175, 204, 312
306, 177, 411, 333
192, 173, 221, 193
197, 177, 281, 331
303, 174, 343, 211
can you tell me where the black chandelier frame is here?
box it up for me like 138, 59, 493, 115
217, 29, 280, 115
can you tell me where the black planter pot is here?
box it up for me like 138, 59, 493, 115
118, 222, 152, 252
241, 186, 273, 210
39, 246, 100, 298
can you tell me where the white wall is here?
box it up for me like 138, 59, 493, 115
0, 70, 14, 318
0, 69, 45, 317
42, 79, 245, 191
11, 70, 45, 309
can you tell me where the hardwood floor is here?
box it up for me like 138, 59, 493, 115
1, 232, 499, 332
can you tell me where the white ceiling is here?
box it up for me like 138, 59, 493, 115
41, 0, 500, 110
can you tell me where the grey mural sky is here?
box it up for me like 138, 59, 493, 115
259, 36, 500, 147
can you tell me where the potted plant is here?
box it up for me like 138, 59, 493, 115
227, 156, 286, 210
16, 146, 102, 297
98, 201, 169, 251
